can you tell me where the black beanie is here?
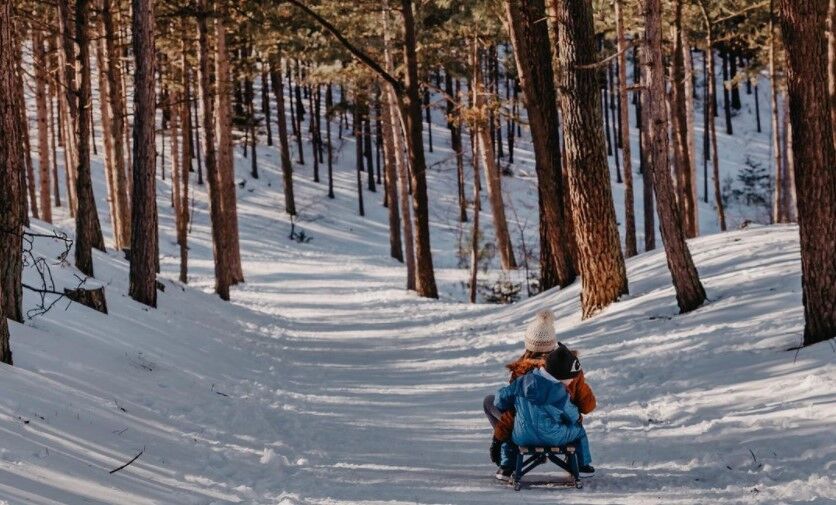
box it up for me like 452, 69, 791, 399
545, 344, 581, 380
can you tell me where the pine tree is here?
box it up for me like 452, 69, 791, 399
547, 0, 629, 318
129, 0, 158, 307
779, 0, 836, 345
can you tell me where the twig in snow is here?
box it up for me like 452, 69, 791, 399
108, 447, 144, 474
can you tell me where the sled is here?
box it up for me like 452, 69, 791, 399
511, 445, 582, 491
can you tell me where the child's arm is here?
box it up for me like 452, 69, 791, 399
493, 381, 517, 412
571, 371, 597, 414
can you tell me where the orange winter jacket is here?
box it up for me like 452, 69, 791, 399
493, 357, 596, 442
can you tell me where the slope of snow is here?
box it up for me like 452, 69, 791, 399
5, 46, 832, 504
3, 152, 834, 504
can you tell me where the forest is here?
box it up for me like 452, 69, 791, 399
0, 0, 834, 502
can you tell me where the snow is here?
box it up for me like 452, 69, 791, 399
4, 51, 834, 504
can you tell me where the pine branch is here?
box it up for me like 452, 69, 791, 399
279, 0, 404, 95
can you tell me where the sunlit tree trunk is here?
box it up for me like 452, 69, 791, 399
215, 18, 243, 285
270, 54, 297, 216
642, 0, 706, 313
471, 42, 517, 272
547, 0, 628, 318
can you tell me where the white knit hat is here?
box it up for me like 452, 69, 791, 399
524, 310, 557, 353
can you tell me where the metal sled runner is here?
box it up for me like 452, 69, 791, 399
511, 445, 582, 491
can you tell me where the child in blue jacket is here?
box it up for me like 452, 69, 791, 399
493, 344, 594, 478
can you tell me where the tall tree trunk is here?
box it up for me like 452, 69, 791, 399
641, 87, 655, 251
15, 38, 37, 224
0, 0, 23, 331
469, 131, 481, 304
364, 110, 376, 192
682, 30, 699, 234
505, 0, 575, 286
58, 4, 79, 216
215, 18, 244, 285
293, 60, 305, 165
179, 30, 191, 284
698, 5, 727, 231
270, 55, 296, 215
262, 68, 273, 146
446, 73, 468, 223
129, 0, 157, 307
325, 83, 335, 199
642, 0, 706, 313
103, 0, 130, 249
400, 0, 438, 298
354, 94, 366, 216
615, 0, 637, 257
34, 30, 52, 224
73, 0, 106, 278
721, 50, 733, 134
381, 82, 404, 262
770, 0, 786, 224
670, 0, 697, 238
547, 0, 628, 318
198, 1, 231, 301
779, 0, 836, 345
472, 41, 517, 272
830, 0, 836, 150
95, 20, 118, 243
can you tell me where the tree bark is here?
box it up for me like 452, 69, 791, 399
642, 0, 706, 313
505, 0, 575, 285
445, 73, 468, 223
547, 0, 628, 318
779, 0, 836, 345
616, 0, 637, 257
128, 0, 157, 307
103, 0, 130, 249
770, 1, 786, 224
670, 0, 697, 239
400, 0, 438, 298
698, 4, 727, 232
1, 0, 23, 329
34, 29, 52, 224
73, 0, 106, 278
270, 54, 297, 215
472, 42, 517, 272
682, 29, 699, 234
58, 2, 79, 216
197, 1, 231, 301
179, 30, 191, 284
215, 18, 244, 285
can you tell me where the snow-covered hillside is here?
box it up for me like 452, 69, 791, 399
3, 144, 834, 504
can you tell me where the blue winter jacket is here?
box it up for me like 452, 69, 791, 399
493, 368, 581, 447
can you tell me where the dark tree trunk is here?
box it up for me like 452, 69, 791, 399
73, 0, 106, 278
197, 1, 231, 300
0, 0, 23, 335
671, 0, 697, 238
547, 0, 628, 317
364, 109, 376, 192
129, 0, 157, 307
642, 0, 706, 313
326, 84, 335, 199
779, 0, 836, 345
616, 0, 637, 257
400, 0, 438, 298
730, 52, 741, 110
505, 0, 576, 288
262, 68, 273, 146
721, 50, 733, 134
270, 55, 296, 215
446, 74, 467, 223
354, 95, 366, 216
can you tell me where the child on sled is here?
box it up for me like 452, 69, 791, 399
483, 310, 596, 480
